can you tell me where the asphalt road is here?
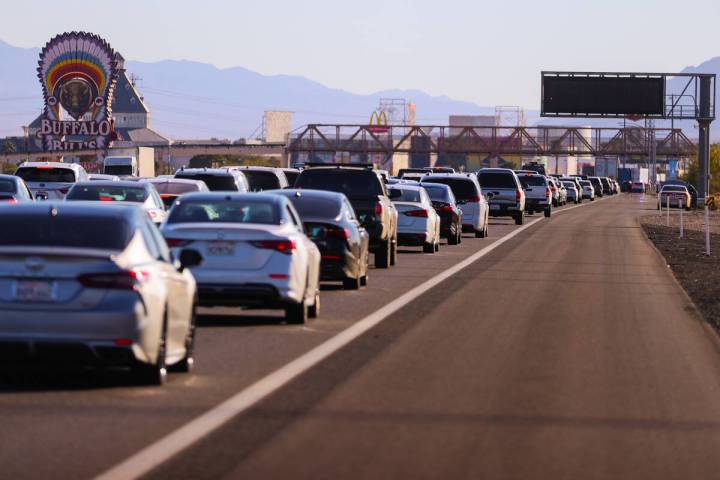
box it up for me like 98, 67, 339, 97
5, 194, 720, 480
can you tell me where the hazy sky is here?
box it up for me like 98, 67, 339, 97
2, 0, 719, 109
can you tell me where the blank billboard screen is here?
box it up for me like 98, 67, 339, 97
542, 75, 665, 116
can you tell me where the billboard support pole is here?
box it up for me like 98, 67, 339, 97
698, 75, 714, 200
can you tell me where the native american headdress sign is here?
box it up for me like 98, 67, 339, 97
37, 32, 119, 151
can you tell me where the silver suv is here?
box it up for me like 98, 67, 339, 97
15, 161, 88, 200
516, 172, 552, 218
477, 168, 526, 225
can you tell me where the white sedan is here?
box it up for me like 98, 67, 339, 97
658, 185, 691, 210
388, 184, 441, 253
162, 193, 321, 324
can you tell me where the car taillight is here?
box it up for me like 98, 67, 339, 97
405, 209, 429, 218
467, 195, 481, 202
437, 204, 454, 213
59, 188, 69, 195
375, 203, 383, 216
78, 270, 150, 290
165, 238, 192, 247
0, 198, 17, 204
552, 186, 558, 193
515, 190, 521, 200
545, 187, 551, 197
326, 227, 350, 239
99, 196, 114, 201
252, 239, 297, 254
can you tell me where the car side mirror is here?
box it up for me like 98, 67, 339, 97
178, 249, 203, 271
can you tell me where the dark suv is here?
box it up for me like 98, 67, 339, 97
295, 164, 399, 268
477, 168, 526, 225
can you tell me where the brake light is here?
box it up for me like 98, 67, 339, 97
78, 270, 150, 290
552, 186, 558, 193
0, 198, 17, 204
252, 240, 297, 254
113, 338, 133, 346
159, 194, 175, 199
466, 195, 481, 202
515, 190, 521, 201
375, 203, 383, 216
36, 166, 54, 169
165, 238, 192, 247
99, 196, 114, 201
326, 227, 350, 239
59, 188, 69, 195
545, 187, 551, 197
437, 204, 454, 213
405, 209, 429, 218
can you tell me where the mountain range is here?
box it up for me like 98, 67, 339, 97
1, 38, 718, 141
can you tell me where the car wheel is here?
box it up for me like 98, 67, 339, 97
434, 239, 440, 252
169, 302, 196, 373
423, 241, 434, 253
286, 300, 308, 325
544, 206, 552, 218
308, 291, 320, 318
448, 227, 459, 245
475, 227, 485, 238
591, 197, 595, 202
360, 272, 368, 287
515, 212, 525, 225
343, 275, 361, 290
133, 312, 168, 386
374, 239, 391, 269
390, 234, 398, 266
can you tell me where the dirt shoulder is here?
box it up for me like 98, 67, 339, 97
641, 214, 720, 327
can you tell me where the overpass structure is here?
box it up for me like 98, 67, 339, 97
287, 124, 696, 159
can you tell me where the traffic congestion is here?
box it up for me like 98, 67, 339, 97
0, 161, 619, 385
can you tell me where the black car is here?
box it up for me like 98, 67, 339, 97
273, 189, 370, 289
599, 177, 613, 195
589, 177, 604, 197
295, 164, 398, 269
419, 182, 463, 245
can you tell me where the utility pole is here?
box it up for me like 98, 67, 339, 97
698, 76, 714, 200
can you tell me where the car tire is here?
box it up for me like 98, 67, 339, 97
475, 227, 485, 238
515, 212, 525, 225
343, 275, 361, 290
374, 239, 391, 269
308, 291, 320, 318
448, 228, 459, 245
423, 241, 435, 253
544, 206, 552, 218
169, 302, 196, 374
591, 197, 595, 202
360, 272, 368, 287
390, 234, 398, 266
434, 239, 440, 252
133, 313, 168, 386
286, 300, 308, 325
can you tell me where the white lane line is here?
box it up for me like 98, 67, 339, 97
96, 198, 603, 480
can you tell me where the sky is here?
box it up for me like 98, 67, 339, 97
1, 0, 719, 109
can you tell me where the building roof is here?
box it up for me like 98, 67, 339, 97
112, 70, 149, 114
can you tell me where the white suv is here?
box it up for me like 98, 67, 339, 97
421, 173, 490, 238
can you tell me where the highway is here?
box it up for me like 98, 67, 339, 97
4, 194, 720, 479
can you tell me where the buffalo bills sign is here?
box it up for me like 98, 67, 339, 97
37, 32, 118, 151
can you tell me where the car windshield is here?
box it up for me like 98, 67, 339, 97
479, 172, 517, 189
66, 185, 148, 202
422, 178, 477, 200
0, 179, 16, 193
420, 184, 453, 202
0, 214, 131, 250
519, 176, 547, 187
243, 171, 281, 191
295, 170, 382, 199
16, 167, 76, 183
152, 182, 203, 195
286, 196, 342, 219
389, 188, 422, 203
175, 173, 237, 191
167, 200, 279, 224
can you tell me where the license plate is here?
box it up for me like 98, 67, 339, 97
35, 191, 48, 201
15, 280, 54, 302
208, 241, 235, 256
490, 204, 501, 210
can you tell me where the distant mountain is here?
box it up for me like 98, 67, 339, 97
0, 38, 494, 140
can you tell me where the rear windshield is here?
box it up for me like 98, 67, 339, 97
519, 176, 547, 187
104, 165, 133, 176
66, 185, 148, 203
284, 171, 300, 186
420, 184, 452, 202
152, 182, 203, 195
295, 170, 382, 199
562, 182, 576, 188
16, 167, 76, 183
243, 171, 281, 192
0, 214, 131, 250
286, 196, 342, 219
0, 179, 16, 193
580, 181, 592, 186
478, 171, 517, 189
662, 186, 686, 192
167, 200, 279, 225
421, 178, 477, 200
389, 188, 422, 203
175, 173, 237, 191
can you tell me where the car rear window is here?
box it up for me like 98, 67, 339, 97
286, 196, 341, 219
662, 186, 686, 192
175, 173, 237, 191
562, 182, 576, 188
422, 177, 477, 200
519, 176, 547, 187
284, 171, 300, 186
243, 171, 281, 192
66, 185, 148, 203
389, 188, 422, 203
0, 214, 131, 250
16, 167, 76, 183
478, 172, 517, 189
420, 184, 452, 202
295, 170, 382, 199
0, 179, 16, 193
168, 200, 279, 225
152, 182, 203, 195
